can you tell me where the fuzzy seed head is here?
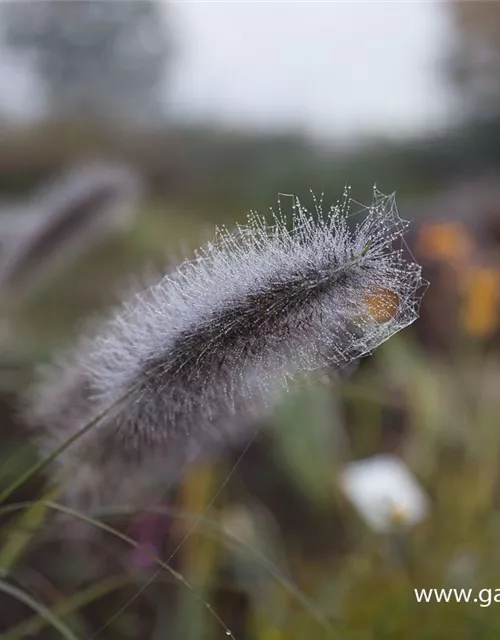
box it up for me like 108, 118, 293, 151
26, 188, 425, 506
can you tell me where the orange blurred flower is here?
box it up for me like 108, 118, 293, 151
417, 221, 475, 264
461, 266, 500, 339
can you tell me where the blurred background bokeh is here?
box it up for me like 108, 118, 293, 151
2, 1, 500, 638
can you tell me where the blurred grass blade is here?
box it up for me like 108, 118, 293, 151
41, 501, 237, 640
0, 488, 59, 576
2, 575, 131, 640
0, 390, 130, 505
0, 500, 336, 635
0, 579, 80, 640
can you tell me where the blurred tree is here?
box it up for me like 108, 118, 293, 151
0, 0, 173, 127
446, 0, 500, 120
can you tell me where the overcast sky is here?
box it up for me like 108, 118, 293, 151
168, 1, 455, 139
0, 1, 455, 141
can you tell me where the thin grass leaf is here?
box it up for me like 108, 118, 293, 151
0, 487, 59, 576
32, 501, 238, 640
0, 579, 81, 640
0, 389, 132, 504
2, 575, 131, 640
0, 500, 337, 635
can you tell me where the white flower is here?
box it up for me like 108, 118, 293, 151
340, 454, 429, 532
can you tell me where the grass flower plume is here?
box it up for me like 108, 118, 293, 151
26, 188, 424, 506
0, 162, 141, 300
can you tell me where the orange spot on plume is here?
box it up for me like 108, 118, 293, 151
365, 289, 400, 323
